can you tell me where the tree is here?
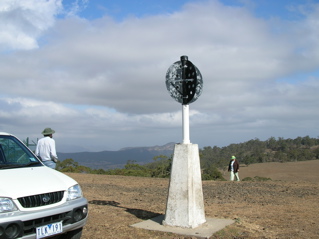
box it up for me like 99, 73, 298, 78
123, 160, 151, 177
146, 155, 172, 178
56, 158, 79, 172
201, 160, 225, 180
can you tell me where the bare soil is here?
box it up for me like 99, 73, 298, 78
66, 160, 319, 239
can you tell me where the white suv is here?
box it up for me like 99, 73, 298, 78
0, 132, 88, 239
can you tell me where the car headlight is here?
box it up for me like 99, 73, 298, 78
67, 184, 83, 201
0, 197, 18, 213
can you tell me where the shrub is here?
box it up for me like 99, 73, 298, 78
242, 177, 253, 181
242, 176, 272, 182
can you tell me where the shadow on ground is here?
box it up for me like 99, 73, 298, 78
89, 200, 162, 220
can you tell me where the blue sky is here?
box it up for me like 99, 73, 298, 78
72, 0, 312, 21
73, 0, 192, 20
0, 0, 318, 152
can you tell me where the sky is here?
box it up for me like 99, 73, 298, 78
0, 0, 319, 153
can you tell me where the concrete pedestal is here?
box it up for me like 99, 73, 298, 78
163, 143, 206, 228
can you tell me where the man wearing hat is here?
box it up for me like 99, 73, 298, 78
35, 127, 58, 169
228, 155, 240, 181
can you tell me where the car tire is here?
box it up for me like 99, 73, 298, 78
59, 228, 83, 239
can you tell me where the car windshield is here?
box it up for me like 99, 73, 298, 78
0, 135, 42, 169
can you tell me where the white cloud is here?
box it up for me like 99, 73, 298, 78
0, 0, 319, 151
0, 0, 62, 50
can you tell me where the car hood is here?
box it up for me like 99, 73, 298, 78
0, 167, 77, 199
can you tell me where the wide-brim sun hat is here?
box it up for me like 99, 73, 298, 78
42, 127, 55, 135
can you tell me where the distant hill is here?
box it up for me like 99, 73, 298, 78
58, 142, 175, 169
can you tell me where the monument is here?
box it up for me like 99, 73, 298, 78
131, 56, 234, 238
163, 55, 205, 228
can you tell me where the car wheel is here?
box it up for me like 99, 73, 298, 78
59, 228, 83, 239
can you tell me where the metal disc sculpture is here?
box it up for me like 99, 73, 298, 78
163, 56, 206, 229
165, 56, 203, 105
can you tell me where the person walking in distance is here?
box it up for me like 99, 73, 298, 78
228, 155, 240, 181
35, 128, 58, 169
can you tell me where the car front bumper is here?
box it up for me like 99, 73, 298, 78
0, 197, 88, 239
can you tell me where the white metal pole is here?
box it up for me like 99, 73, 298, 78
182, 104, 190, 144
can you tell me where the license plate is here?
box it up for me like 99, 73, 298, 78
36, 221, 63, 239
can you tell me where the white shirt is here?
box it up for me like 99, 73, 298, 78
35, 136, 58, 162
230, 160, 235, 172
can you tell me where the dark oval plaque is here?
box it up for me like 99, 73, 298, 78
165, 56, 203, 104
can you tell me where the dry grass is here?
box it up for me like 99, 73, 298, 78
66, 160, 319, 238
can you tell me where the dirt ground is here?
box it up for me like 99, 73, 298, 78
66, 160, 319, 239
